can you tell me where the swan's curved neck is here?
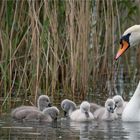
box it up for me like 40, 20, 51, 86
128, 81, 140, 108
132, 81, 140, 98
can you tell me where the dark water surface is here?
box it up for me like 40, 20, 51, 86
1, 114, 140, 140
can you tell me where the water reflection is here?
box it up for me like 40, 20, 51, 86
69, 121, 97, 140
122, 122, 140, 140
1, 115, 140, 140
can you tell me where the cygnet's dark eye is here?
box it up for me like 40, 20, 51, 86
110, 106, 113, 110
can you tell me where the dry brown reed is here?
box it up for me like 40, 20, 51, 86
0, 0, 140, 111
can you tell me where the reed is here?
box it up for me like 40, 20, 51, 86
0, 0, 139, 112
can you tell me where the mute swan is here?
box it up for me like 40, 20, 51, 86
61, 99, 77, 117
94, 99, 118, 121
13, 106, 59, 122
11, 95, 51, 118
115, 25, 140, 60
70, 101, 94, 122
122, 82, 140, 121
115, 25, 140, 121
113, 95, 127, 115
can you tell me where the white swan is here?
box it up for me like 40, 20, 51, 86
94, 99, 118, 121
13, 106, 59, 122
70, 101, 94, 122
113, 95, 127, 115
115, 25, 140, 60
122, 82, 140, 121
11, 95, 51, 118
115, 25, 140, 121
61, 99, 77, 117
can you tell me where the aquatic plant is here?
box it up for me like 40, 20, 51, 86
0, 0, 139, 112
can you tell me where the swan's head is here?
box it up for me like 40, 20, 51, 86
105, 99, 115, 113
80, 101, 90, 118
43, 106, 59, 121
115, 25, 140, 60
61, 99, 77, 117
113, 95, 124, 108
38, 95, 52, 111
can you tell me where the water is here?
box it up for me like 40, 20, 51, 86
1, 114, 140, 140
0, 77, 139, 140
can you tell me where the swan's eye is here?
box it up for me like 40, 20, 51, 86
120, 40, 124, 49
120, 33, 131, 48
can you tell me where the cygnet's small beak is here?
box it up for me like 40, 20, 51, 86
109, 107, 114, 113
85, 112, 89, 118
64, 111, 67, 117
48, 102, 52, 107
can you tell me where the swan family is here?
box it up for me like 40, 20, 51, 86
11, 25, 140, 122
11, 94, 126, 122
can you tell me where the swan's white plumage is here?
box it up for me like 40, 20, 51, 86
122, 82, 140, 122
123, 25, 140, 35
116, 25, 140, 122
123, 25, 140, 47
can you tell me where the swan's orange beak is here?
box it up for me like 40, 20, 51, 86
115, 40, 129, 60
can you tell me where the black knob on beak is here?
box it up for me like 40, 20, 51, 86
110, 107, 114, 113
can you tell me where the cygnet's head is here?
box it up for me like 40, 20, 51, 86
113, 95, 124, 108
80, 101, 90, 118
43, 106, 59, 121
37, 95, 51, 111
105, 99, 115, 113
61, 99, 77, 117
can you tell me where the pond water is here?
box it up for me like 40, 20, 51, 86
0, 74, 139, 140
1, 114, 140, 140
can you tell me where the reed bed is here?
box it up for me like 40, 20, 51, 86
0, 0, 140, 112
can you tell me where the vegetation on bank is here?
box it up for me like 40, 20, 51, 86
0, 0, 140, 112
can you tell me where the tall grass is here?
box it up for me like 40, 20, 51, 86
0, 0, 140, 112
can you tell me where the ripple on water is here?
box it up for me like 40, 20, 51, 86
1, 114, 140, 140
